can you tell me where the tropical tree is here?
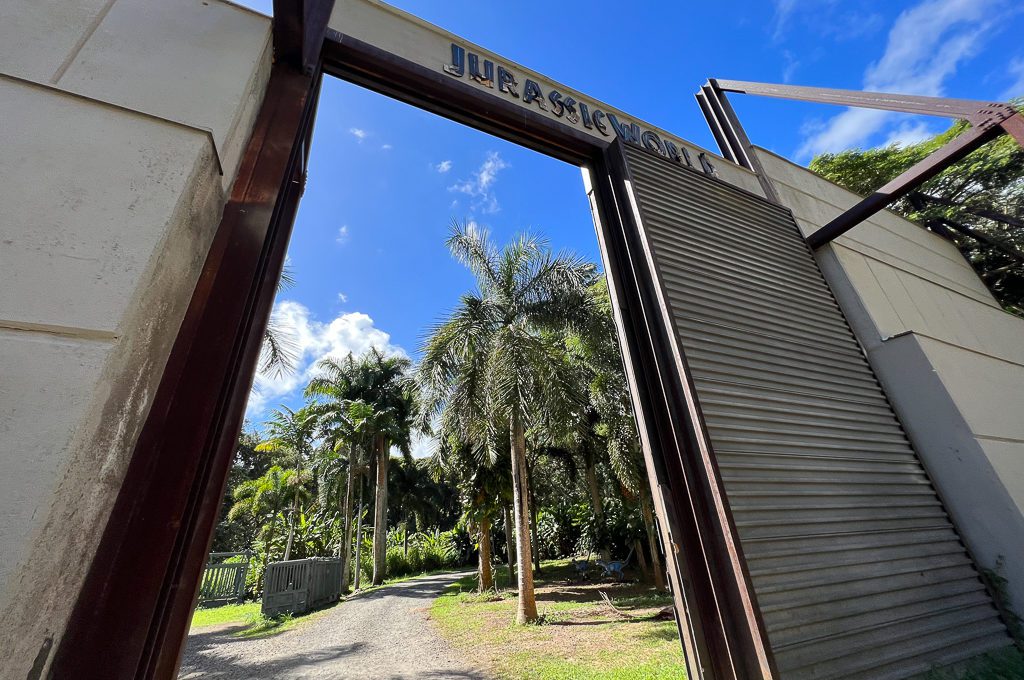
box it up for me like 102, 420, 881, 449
569, 280, 666, 589
306, 352, 377, 589
419, 221, 597, 623
255, 405, 318, 561
228, 465, 303, 567
306, 349, 416, 585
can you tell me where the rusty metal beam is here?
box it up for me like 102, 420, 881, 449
712, 79, 1013, 125
805, 123, 1004, 248
703, 78, 1022, 249
273, 0, 336, 73
1002, 111, 1024, 146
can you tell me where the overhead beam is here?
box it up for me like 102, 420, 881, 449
712, 79, 1014, 125
805, 123, 1004, 248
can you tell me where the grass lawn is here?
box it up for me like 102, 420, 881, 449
190, 600, 333, 638
430, 559, 687, 680
190, 602, 260, 629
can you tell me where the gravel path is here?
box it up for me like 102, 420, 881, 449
179, 571, 489, 679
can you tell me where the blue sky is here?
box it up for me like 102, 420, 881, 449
241, 0, 1024, 435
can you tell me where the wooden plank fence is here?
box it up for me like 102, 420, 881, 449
262, 557, 342, 617
197, 552, 250, 607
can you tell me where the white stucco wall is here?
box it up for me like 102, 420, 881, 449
0, 1, 272, 676
756, 147, 1024, 615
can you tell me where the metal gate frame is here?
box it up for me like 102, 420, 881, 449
50, 2, 784, 678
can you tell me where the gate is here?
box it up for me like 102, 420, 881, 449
262, 557, 343, 617
197, 552, 250, 607
601, 139, 1011, 678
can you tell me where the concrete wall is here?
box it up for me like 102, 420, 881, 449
757, 147, 1024, 615
0, 1, 272, 676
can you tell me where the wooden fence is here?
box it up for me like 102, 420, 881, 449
262, 557, 342, 617
197, 552, 250, 607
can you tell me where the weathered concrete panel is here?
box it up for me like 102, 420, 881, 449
0, 2, 273, 676
0, 78, 210, 334
0, 0, 111, 84
0, 331, 112, 598
57, 0, 272, 174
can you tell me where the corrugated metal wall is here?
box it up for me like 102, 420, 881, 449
620, 144, 1010, 679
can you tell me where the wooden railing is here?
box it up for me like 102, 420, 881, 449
197, 552, 250, 607
262, 557, 342, 617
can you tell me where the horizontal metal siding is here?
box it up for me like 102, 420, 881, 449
622, 145, 1010, 679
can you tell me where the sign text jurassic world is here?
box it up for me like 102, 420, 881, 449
442, 43, 716, 175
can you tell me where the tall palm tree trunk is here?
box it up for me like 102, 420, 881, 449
264, 510, 280, 568
339, 450, 356, 590
478, 516, 494, 591
354, 476, 365, 590
510, 416, 538, 624
640, 488, 666, 591
502, 502, 515, 584
283, 486, 300, 562
372, 434, 389, 585
584, 459, 610, 561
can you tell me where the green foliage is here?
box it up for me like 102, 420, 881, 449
381, 528, 465, 578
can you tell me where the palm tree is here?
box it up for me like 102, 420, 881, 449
569, 280, 666, 590
306, 349, 416, 586
307, 353, 375, 589
419, 221, 596, 623
257, 265, 298, 377
255, 405, 318, 561
228, 465, 298, 567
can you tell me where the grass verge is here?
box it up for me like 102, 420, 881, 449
430, 560, 686, 679
190, 601, 334, 639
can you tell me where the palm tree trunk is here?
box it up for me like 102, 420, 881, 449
526, 462, 541, 575
478, 516, 494, 591
354, 476, 365, 590
585, 459, 610, 561
640, 488, 666, 591
510, 416, 538, 624
283, 486, 300, 562
264, 510, 279, 568
502, 502, 515, 585
634, 539, 650, 579
372, 434, 389, 585
339, 449, 356, 590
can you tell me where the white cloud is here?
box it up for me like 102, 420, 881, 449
770, 0, 801, 42
336, 225, 350, 245
448, 151, 509, 214
1002, 57, 1024, 100
349, 127, 367, 142
797, 0, 1002, 159
435, 160, 453, 173
381, 143, 393, 151
882, 120, 937, 147
247, 301, 407, 419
